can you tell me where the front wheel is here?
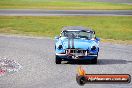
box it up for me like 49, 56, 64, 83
91, 57, 97, 64
55, 55, 62, 64
91, 53, 98, 64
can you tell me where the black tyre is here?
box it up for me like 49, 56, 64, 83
91, 53, 98, 64
91, 57, 97, 64
55, 55, 61, 64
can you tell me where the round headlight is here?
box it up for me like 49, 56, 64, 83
91, 46, 96, 50
58, 45, 63, 49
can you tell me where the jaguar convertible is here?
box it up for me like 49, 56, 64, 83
54, 26, 100, 64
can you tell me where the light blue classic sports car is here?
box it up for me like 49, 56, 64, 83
55, 26, 100, 64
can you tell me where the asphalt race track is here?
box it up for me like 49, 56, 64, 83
0, 10, 132, 16
0, 35, 132, 88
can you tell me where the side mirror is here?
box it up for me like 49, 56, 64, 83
55, 36, 60, 39
96, 37, 100, 41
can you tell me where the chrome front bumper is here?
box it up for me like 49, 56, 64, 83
56, 53, 97, 60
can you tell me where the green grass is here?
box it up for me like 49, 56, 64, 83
0, 16, 132, 41
0, 0, 132, 10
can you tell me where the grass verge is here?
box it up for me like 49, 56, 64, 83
0, 16, 132, 44
0, 0, 132, 10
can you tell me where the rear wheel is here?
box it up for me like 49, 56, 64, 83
55, 55, 62, 64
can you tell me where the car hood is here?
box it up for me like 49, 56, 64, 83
60, 37, 98, 50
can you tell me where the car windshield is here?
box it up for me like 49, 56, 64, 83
61, 31, 95, 39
